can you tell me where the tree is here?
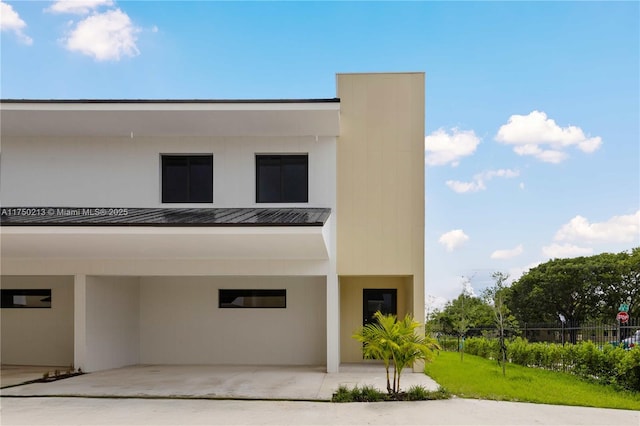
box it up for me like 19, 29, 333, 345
482, 272, 517, 376
593, 248, 640, 321
428, 277, 494, 361
507, 248, 640, 331
353, 311, 439, 395
431, 295, 494, 332
393, 315, 438, 393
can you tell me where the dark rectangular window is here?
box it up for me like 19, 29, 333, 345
219, 289, 286, 308
1, 289, 51, 308
162, 155, 213, 203
256, 155, 308, 203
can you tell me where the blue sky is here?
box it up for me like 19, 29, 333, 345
2, 1, 639, 310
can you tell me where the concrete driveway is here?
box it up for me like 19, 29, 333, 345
1, 364, 439, 400
2, 397, 638, 425
2, 365, 638, 425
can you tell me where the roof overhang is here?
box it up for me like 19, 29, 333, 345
0, 226, 329, 260
0, 207, 331, 260
0, 99, 341, 138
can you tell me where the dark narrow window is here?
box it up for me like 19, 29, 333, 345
1, 289, 52, 308
256, 155, 308, 203
219, 289, 286, 308
162, 155, 213, 203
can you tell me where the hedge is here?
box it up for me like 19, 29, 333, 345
459, 336, 640, 392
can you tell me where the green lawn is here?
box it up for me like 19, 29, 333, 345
423, 351, 640, 410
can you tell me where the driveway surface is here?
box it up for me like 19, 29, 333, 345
2, 364, 637, 425
1, 364, 438, 400
1, 397, 638, 425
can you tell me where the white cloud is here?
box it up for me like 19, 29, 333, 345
484, 169, 520, 180
47, 0, 114, 15
491, 244, 524, 260
496, 110, 602, 163
519, 182, 525, 190
538, 210, 638, 261
553, 210, 640, 244
63, 8, 140, 61
425, 128, 480, 167
446, 180, 484, 193
530, 149, 567, 164
446, 168, 519, 194
0, 1, 33, 45
577, 138, 602, 153
542, 243, 594, 259
438, 229, 469, 252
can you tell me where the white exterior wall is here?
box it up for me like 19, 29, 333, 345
84, 276, 140, 371
0, 108, 339, 371
0, 136, 336, 209
0, 275, 74, 366
139, 276, 326, 365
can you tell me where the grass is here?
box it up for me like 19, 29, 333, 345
424, 351, 640, 410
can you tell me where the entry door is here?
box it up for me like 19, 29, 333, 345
363, 289, 397, 326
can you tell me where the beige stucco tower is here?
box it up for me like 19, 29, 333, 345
336, 72, 425, 363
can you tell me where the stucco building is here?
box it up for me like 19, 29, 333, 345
0, 72, 425, 373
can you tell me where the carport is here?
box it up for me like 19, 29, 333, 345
1, 208, 338, 372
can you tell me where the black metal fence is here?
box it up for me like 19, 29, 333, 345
521, 318, 639, 346
429, 318, 639, 348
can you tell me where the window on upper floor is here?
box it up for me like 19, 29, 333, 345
162, 155, 213, 203
256, 154, 308, 203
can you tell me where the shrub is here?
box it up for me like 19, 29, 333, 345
331, 385, 352, 402
437, 336, 459, 352
545, 343, 564, 371
614, 347, 640, 392
406, 384, 430, 400
405, 385, 451, 401
333, 384, 452, 402
530, 343, 543, 368
352, 385, 386, 402
429, 386, 453, 400
465, 337, 495, 359
331, 385, 386, 402
574, 341, 598, 377
507, 337, 531, 366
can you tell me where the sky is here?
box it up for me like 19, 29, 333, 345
2, 1, 639, 311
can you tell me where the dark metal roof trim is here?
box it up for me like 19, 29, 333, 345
1, 98, 340, 104
0, 207, 331, 227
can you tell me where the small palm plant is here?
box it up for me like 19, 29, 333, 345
353, 311, 439, 395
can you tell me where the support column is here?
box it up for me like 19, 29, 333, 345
73, 274, 87, 371
326, 273, 340, 373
